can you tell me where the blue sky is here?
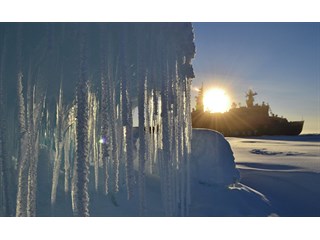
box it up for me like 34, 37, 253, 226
192, 23, 320, 133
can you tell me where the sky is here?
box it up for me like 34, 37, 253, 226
191, 23, 320, 133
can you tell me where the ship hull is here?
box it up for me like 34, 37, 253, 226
191, 111, 304, 137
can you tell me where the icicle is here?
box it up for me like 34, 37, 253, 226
85, 89, 100, 192
25, 65, 33, 208
74, 27, 90, 217
145, 82, 151, 177
101, 101, 109, 195
17, 73, 26, 137
125, 86, 134, 200
148, 91, 155, 175
104, 51, 119, 195
63, 104, 76, 195
64, 127, 71, 193
26, 84, 43, 217
26, 131, 39, 217
171, 62, 179, 217
100, 30, 109, 194
16, 72, 29, 217
87, 87, 98, 192
120, 26, 134, 200
152, 91, 160, 172
117, 86, 125, 189
71, 148, 78, 215
138, 71, 146, 215
92, 93, 99, 192
51, 85, 63, 207
70, 107, 78, 214
109, 73, 119, 194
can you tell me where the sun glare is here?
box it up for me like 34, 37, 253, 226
203, 88, 231, 113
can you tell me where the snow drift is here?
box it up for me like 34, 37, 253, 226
190, 129, 240, 186
188, 129, 272, 216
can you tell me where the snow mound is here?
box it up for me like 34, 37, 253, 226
191, 129, 240, 186
189, 129, 273, 216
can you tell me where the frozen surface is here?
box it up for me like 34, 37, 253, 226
38, 130, 320, 216
41, 130, 320, 216
37, 129, 275, 216
38, 129, 274, 216
228, 134, 320, 216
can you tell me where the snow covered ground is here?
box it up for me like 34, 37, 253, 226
38, 129, 275, 217
37, 129, 320, 217
3, 130, 320, 240
228, 134, 320, 216
87, 129, 277, 217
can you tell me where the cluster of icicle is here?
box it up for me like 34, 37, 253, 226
13, 26, 45, 217
4, 23, 195, 217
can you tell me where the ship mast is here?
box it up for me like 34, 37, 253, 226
246, 89, 257, 108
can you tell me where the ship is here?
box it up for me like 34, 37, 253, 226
191, 88, 304, 137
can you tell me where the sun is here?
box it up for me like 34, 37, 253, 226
203, 88, 231, 113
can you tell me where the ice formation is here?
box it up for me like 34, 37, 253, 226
0, 23, 195, 216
